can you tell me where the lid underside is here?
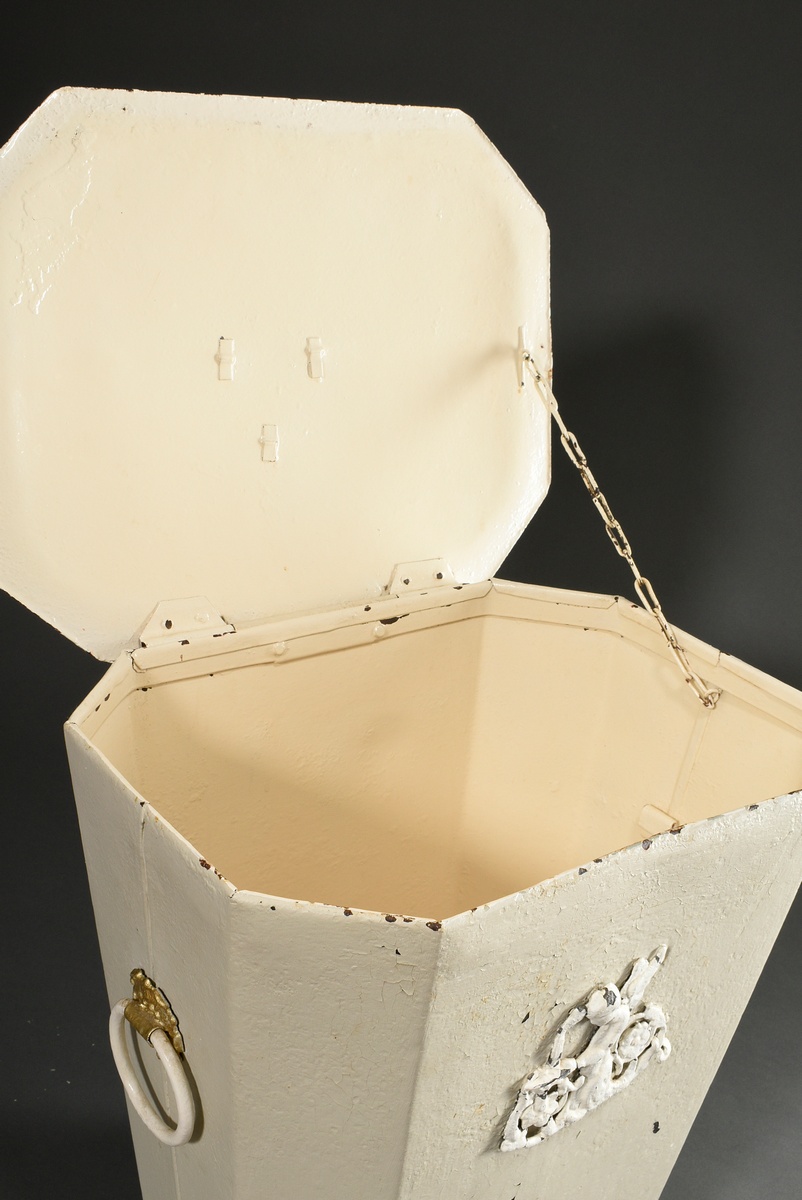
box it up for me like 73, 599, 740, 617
0, 88, 550, 660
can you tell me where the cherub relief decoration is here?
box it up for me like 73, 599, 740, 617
500, 946, 671, 1151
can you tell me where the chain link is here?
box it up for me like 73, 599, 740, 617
522, 353, 721, 709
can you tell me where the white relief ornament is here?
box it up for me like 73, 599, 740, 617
500, 946, 671, 1151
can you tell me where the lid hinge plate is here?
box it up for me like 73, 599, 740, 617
386, 559, 455, 596
137, 596, 235, 650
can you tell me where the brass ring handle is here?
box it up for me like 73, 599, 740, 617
108, 970, 195, 1147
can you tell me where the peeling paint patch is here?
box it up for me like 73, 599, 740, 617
12, 124, 95, 314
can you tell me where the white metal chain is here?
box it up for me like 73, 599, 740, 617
522, 353, 721, 709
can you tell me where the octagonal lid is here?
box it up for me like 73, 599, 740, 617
0, 88, 550, 661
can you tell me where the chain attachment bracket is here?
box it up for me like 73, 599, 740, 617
521, 348, 721, 709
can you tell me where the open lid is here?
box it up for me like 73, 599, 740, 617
0, 88, 550, 661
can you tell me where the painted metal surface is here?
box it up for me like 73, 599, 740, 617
2, 89, 802, 1200
66, 580, 802, 1199
0, 88, 550, 661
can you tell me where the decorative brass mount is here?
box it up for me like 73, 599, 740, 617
123, 968, 185, 1054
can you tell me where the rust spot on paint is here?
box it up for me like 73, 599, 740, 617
199, 858, 212, 870
748, 804, 759, 811
343, 908, 353, 916
593, 858, 602, 864
642, 839, 652, 850
385, 914, 397, 922
402, 916, 414, 923
426, 921, 442, 932
669, 824, 685, 835
578, 867, 587, 875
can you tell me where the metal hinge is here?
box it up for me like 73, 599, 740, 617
137, 596, 235, 649
387, 559, 455, 595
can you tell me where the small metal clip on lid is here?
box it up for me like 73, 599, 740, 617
216, 337, 236, 381
306, 336, 325, 381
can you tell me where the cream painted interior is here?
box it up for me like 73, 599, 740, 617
89, 589, 802, 920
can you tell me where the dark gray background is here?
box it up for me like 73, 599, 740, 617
3, 2, 802, 1197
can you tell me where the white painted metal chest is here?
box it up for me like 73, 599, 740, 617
3, 87, 802, 1200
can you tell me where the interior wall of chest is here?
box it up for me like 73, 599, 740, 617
89, 598, 802, 920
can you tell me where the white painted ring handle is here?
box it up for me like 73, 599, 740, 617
109, 1000, 195, 1146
